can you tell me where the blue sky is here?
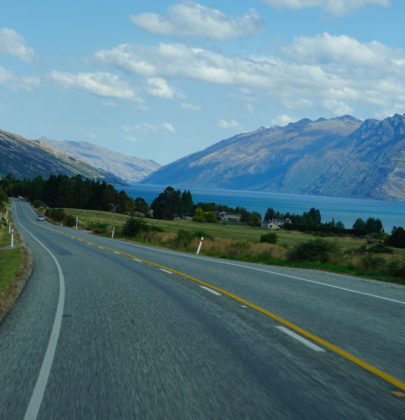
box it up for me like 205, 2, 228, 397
1, 0, 405, 164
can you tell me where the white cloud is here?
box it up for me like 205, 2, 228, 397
101, 101, 117, 107
281, 33, 400, 69
147, 77, 175, 99
260, 0, 389, 16
50, 71, 139, 100
272, 114, 294, 126
0, 66, 40, 90
96, 36, 405, 118
246, 104, 254, 114
0, 66, 13, 85
0, 28, 35, 62
123, 135, 139, 144
217, 119, 242, 129
122, 123, 159, 133
163, 122, 176, 134
181, 102, 201, 111
130, 2, 264, 40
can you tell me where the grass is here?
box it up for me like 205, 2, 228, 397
58, 208, 405, 285
0, 248, 23, 293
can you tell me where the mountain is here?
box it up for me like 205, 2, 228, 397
142, 114, 405, 201
39, 138, 160, 183
0, 129, 123, 183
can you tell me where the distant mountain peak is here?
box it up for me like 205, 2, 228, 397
142, 113, 405, 201
38, 137, 160, 183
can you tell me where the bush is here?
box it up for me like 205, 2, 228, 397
45, 208, 66, 222
122, 217, 149, 237
386, 227, 405, 248
288, 239, 336, 263
65, 215, 76, 227
32, 199, 45, 208
173, 230, 210, 248
367, 243, 393, 254
361, 255, 386, 271
87, 222, 109, 234
260, 232, 278, 244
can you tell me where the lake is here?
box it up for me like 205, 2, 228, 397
122, 184, 405, 233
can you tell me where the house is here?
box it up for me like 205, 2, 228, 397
218, 211, 241, 223
261, 218, 291, 230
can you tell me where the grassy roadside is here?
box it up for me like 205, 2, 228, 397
0, 206, 32, 322
56, 207, 405, 285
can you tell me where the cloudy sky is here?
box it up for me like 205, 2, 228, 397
1, 0, 405, 164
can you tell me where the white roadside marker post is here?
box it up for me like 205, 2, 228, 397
10, 228, 14, 248
75, 216, 78, 230
111, 227, 115, 239
196, 236, 204, 255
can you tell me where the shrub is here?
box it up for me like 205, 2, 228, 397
173, 230, 210, 248
260, 232, 278, 244
122, 217, 149, 237
386, 227, 405, 248
45, 208, 66, 222
361, 255, 386, 271
87, 222, 109, 234
65, 215, 76, 227
367, 243, 393, 254
288, 239, 336, 263
32, 199, 44, 208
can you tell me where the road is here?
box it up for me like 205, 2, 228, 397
0, 199, 404, 419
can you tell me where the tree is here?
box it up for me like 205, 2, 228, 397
248, 211, 262, 227
192, 208, 205, 223
134, 197, 149, 215
386, 226, 405, 248
365, 217, 383, 234
181, 190, 194, 214
353, 218, 367, 235
151, 186, 182, 219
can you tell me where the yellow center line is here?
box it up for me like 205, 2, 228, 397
41, 223, 405, 392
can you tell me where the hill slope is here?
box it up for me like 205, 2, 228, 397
142, 114, 405, 201
0, 129, 122, 183
39, 138, 160, 183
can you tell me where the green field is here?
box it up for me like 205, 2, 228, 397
57, 207, 405, 284
0, 207, 24, 294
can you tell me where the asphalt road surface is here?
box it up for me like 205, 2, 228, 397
1, 199, 404, 419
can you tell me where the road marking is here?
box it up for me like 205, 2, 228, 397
159, 268, 173, 274
31, 220, 405, 392
13, 203, 66, 420
276, 326, 325, 352
197, 259, 405, 306
200, 285, 222, 296
64, 234, 405, 306
113, 251, 120, 254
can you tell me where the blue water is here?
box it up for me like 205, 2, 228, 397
122, 184, 405, 233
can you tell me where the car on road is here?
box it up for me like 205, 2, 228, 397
37, 215, 45, 221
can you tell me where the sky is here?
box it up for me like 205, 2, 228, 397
1, 0, 405, 165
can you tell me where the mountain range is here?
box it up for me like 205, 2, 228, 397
0, 129, 123, 183
38, 137, 160, 183
1, 113, 405, 201
142, 114, 405, 201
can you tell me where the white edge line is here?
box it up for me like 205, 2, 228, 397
276, 326, 325, 352
159, 268, 172, 275
13, 202, 65, 420
200, 286, 222, 296
94, 238, 405, 305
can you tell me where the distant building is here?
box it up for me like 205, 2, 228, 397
261, 218, 291, 230
218, 211, 241, 223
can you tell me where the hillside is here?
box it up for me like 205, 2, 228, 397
142, 114, 405, 201
0, 129, 123, 183
39, 138, 160, 183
